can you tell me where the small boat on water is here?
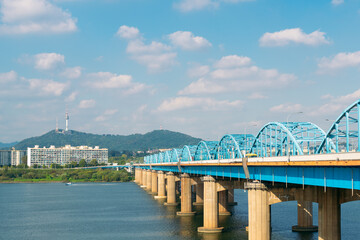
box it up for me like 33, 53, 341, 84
65, 182, 72, 186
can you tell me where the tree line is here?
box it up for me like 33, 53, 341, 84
0, 167, 133, 183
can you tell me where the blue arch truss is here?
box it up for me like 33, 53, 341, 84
317, 99, 360, 153
216, 134, 255, 160
250, 122, 331, 157
194, 141, 218, 161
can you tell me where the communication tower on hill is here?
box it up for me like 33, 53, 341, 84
65, 111, 69, 132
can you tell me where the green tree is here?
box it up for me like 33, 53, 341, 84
79, 159, 87, 167
21, 155, 27, 165
89, 159, 98, 166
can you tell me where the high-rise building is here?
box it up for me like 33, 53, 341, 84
27, 145, 108, 167
0, 148, 26, 166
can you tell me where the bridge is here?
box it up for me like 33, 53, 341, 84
134, 99, 360, 240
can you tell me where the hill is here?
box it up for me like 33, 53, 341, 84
0, 141, 18, 149
14, 130, 202, 151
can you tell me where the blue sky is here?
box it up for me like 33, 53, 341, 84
1, 0, 360, 142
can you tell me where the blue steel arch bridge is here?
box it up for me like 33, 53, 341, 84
142, 99, 360, 191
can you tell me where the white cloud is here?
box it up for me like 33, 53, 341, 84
0, 0, 77, 35
332, 0, 344, 6
117, 26, 177, 72
79, 99, 95, 109
116, 25, 140, 39
179, 55, 296, 95
95, 115, 106, 122
309, 89, 360, 116
187, 65, 210, 78
173, 0, 253, 12
248, 92, 267, 99
61, 66, 81, 79
259, 28, 330, 47
168, 31, 211, 50
65, 91, 77, 102
269, 103, 303, 113
28, 78, 68, 96
88, 72, 148, 95
317, 51, 360, 73
157, 97, 243, 112
89, 72, 132, 88
0, 70, 17, 83
214, 55, 251, 68
174, 0, 218, 12
34, 53, 65, 70
104, 109, 118, 115
95, 109, 118, 122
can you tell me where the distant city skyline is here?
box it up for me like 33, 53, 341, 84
1, 0, 360, 142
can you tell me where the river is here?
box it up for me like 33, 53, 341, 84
0, 182, 359, 240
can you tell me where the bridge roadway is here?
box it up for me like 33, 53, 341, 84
134, 152, 360, 240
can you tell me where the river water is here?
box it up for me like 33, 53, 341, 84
0, 182, 359, 240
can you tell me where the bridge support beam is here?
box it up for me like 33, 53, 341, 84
134, 168, 139, 184
155, 171, 166, 199
198, 176, 223, 233
177, 173, 195, 216
164, 172, 178, 206
193, 181, 204, 206
151, 170, 158, 194
218, 190, 231, 216
245, 182, 270, 240
141, 169, 147, 188
146, 170, 152, 191
228, 188, 237, 206
318, 188, 340, 240
292, 201, 318, 232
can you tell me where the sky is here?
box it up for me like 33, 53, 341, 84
1, 0, 360, 142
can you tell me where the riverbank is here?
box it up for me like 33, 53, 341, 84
0, 168, 133, 183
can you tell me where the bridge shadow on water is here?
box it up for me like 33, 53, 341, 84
151, 188, 322, 240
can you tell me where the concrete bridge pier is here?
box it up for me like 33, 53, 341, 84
141, 169, 147, 188
318, 188, 340, 240
292, 200, 318, 232
218, 190, 231, 216
245, 181, 270, 240
165, 172, 178, 206
146, 170, 152, 191
177, 173, 195, 216
155, 171, 166, 199
134, 168, 140, 184
193, 180, 204, 206
228, 188, 237, 206
151, 170, 158, 194
198, 176, 223, 233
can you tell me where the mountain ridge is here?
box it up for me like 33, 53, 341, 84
14, 129, 202, 151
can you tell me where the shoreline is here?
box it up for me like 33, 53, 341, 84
0, 181, 130, 184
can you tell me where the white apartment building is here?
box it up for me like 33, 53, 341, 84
27, 145, 108, 167
0, 149, 26, 166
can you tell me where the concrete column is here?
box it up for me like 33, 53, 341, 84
141, 169, 147, 188
146, 170, 152, 191
155, 171, 166, 199
164, 172, 178, 206
151, 170, 158, 194
134, 168, 138, 183
177, 173, 195, 216
218, 190, 231, 216
228, 188, 237, 205
193, 182, 204, 206
292, 201, 318, 232
198, 176, 223, 233
245, 182, 270, 240
318, 188, 340, 240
